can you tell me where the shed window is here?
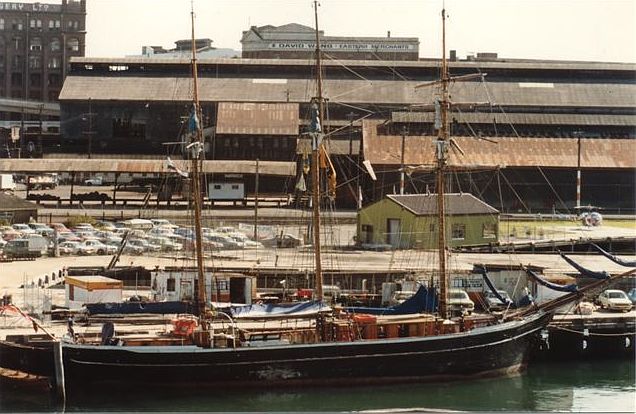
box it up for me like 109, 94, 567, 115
231, 184, 239, 190
167, 278, 176, 292
482, 223, 496, 239
451, 224, 465, 240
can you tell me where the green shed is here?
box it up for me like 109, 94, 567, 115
357, 193, 499, 249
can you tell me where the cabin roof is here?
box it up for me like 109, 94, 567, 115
386, 193, 499, 216
0, 193, 39, 211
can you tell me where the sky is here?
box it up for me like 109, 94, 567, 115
23, 0, 636, 62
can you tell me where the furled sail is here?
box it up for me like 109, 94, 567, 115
474, 265, 511, 305
525, 268, 578, 293
559, 252, 610, 279
591, 243, 636, 268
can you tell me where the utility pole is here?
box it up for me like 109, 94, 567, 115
576, 131, 582, 209
254, 158, 259, 241
400, 126, 407, 195
83, 98, 95, 159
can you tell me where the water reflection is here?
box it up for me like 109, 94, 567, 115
0, 360, 633, 412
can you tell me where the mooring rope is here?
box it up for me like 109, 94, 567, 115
550, 324, 636, 337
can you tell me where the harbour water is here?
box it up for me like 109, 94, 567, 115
0, 360, 633, 412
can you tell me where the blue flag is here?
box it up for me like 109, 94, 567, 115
310, 102, 321, 133
188, 105, 200, 133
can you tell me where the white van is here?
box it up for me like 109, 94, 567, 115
123, 219, 154, 231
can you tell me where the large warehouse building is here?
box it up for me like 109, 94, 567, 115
54, 54, 636, 213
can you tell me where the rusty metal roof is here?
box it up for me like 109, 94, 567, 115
362, 120, 636, 169
216, 102, 299, 135
386, 193, 499, 216
392, 111, 636, 127
59, 76, 636, 109
0, 159, 295, 176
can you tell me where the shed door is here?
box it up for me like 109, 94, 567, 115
387, 219, 401, 248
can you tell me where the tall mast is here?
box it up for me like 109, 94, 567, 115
311, 0, 324, 301
436, 8, 450, 319
189, 3, 207, 319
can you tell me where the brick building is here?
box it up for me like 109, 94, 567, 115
0, 0, 86, 118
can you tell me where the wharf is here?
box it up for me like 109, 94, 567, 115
540, 309, 636, 360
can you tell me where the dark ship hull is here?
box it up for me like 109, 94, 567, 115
32, 311, 550, 392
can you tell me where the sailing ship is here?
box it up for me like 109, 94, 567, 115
0, 3, 629, 398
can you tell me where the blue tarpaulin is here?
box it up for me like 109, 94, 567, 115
344, 285, 437, 315
85, 301, 193, 315
230, 301, 331, 319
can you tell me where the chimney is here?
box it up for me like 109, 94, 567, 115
450, 50, 457, 61
387, 30, 391, 38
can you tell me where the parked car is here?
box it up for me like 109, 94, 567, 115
78, 240, 116, 255
261, 233, 303, 248
449, 289, 475, 315
127, 239, 161, 253
483, 290, 514, 311
3, 238, 43, 258
147, 236, 183, 252
628, 288, 636, 306
84, 176, 104, 186
12, 224, 36, 235
28, 223, 54, 237
49, 223, 70, 233
205, 234, 242, 249
73, 223, 96, 231
122, 244, 144, 255
58, 241, 81, 255
597, 290, 632, 312
95, 221, 117, 231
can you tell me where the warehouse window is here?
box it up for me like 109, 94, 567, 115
451, 224, 465, 240
50, 38, 60, 52
67, 38, 79, 52
30, 37, 42, 51
167, 278, 176, 292
0, 18, 4, 30
28, 56, 41, 70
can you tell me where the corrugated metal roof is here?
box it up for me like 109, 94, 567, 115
392, 111, 636, 127
216, 102, 299, 135
362, 120, 636, 169
386, 193, 499, 216
70, 56, 636, 72
0, 193, 39, 211
0, 159, 295, 176
0, 98, 60, 117
59, 76, 636, 109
